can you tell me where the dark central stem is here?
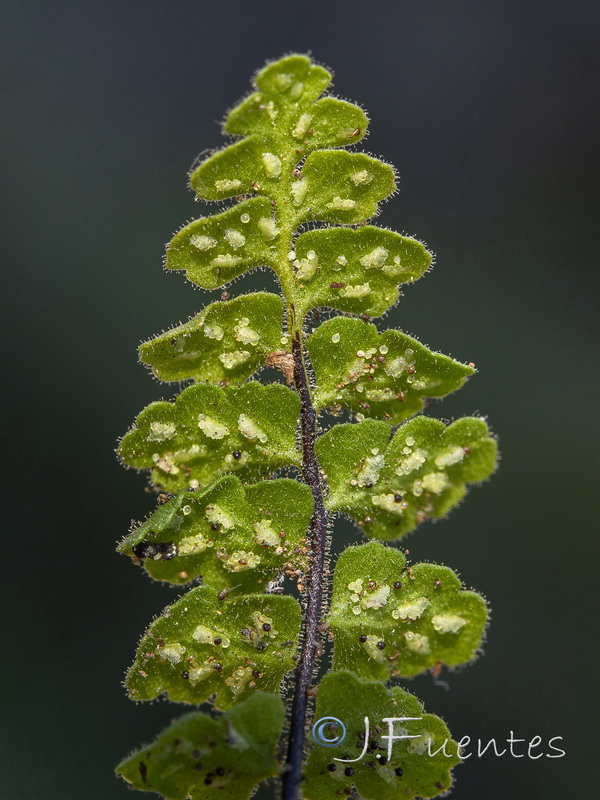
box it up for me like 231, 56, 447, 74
281, 333, 330, 800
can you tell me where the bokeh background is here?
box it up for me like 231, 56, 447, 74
2, 1, 599, 798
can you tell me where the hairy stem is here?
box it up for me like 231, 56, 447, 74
281, 332, 330, 800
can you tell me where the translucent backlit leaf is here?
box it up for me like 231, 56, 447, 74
224, 54, 366, 153
126, 586, 300, 710
118, 475, 313, 591
292, 97, 368, 150
225, 54, 333, 136
166, 197, 277, 289
307, 317, 473, 421
139, 293, 285, 384
118, 382, 301, 492
302, 671, 459, 800
292, 151, 396, 225
116, 692, 284, 799
194, 98, 368, 205
226, 92, 367, 153
328, 542, 488, 679
292, 226, 431, 317
316, 416, 497, 539
190, 137, 283, 202
117, 54, 499, 800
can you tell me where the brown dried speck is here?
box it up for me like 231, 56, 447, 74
266, 351, 294, 385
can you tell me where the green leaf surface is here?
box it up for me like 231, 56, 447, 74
224, 58, 367, 153
307, 317, 473, 421
292, 226, 431, 317
224, 54, 333, 136
139, 293, 286, 384
193, 57, 368, 204
126, 586, 300, 710
166, 197, 278, 289
118, 475, 313, 591
291, 97, 368, 150
190, 123, 372, 206
316, 416, 497, 539
116, 692, 284, 799
293, 151, 396, 225
328, 542, 487, 679
118, 382, 301, 492
190, 137, 283, 202
303, 671, 459, 800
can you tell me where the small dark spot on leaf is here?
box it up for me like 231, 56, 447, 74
132, 541, 178, 561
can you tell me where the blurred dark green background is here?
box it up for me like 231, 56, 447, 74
2, 1, 599, 798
